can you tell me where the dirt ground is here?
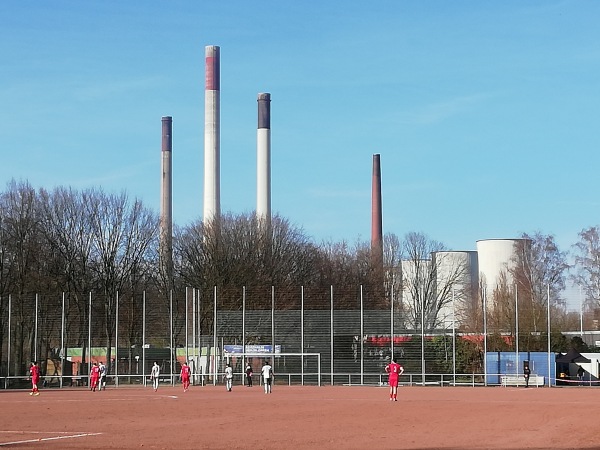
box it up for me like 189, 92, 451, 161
0, 383, 598, 449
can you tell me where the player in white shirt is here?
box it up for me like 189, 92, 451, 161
224, 362, 233, 391
261, 361, 273, 394
150, 362, 160, 391
98, 361, 107, 391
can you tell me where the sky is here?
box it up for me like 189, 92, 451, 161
1, 1, 599, 308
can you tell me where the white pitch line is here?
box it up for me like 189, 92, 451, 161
0, 431, 83, 434
0, 432, 102, 446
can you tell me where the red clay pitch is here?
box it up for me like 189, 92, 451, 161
0, 384, 598, 449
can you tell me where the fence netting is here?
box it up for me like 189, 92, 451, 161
0, 285, 564, 388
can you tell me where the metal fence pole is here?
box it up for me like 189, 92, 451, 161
421, 293, 425, 386
213, 286, 217, 386
6, 295, 11, 389
547, 284, 551, 387
483, 290, 488, 386
360, 285, 364, 385
452, 286, 456, 386
301, 286, 304, 386
242, 286, 246, 383
330, 285, 333, 386
515, 284, 519, 377
60, 292, 65, 389
194, 288, 202, 370
390, 283, 394, 362
88, 292, 92, 378
196, 288, 200, 377
142, 291, 146, 386
115, 291, 119, 387
170, 290, 174, 386
34, 294, 38, 363
185, 287, 189, 365
580, 285, 584, 337
271, 285, 275, 352
193, 287, 196, 372
197, 288, 201, 385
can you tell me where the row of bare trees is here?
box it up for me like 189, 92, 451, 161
2, 178, 600, 374
0, 180, 158, 375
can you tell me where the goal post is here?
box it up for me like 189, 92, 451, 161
222, 352, 321, 386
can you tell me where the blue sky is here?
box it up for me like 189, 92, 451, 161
2, 1, 599, 265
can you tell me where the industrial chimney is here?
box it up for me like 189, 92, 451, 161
257, 93, 271, 226
371, 154, 383, 268
203, 45, 221, 224
160, 116, 173, 283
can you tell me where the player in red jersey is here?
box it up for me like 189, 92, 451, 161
385, 358, 404, 401
29, 361, 41, 396
90, 362, 100, 392
180, 361, 191, 392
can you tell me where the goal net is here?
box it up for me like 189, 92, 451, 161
222, 352, 321, 386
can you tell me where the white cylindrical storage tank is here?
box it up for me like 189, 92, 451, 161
432, 250, 479, 328
476, 239, 530, 307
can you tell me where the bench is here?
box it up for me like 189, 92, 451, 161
501, 375, 544, 387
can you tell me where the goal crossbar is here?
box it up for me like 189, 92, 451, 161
222, 352, 321, 386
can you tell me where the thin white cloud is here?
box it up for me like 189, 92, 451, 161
72, 76, 165, 101
66, 158, 155, 190
399, 92, 499, 125
306, 187, 368, 199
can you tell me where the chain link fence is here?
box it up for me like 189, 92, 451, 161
1, 285, 576, 389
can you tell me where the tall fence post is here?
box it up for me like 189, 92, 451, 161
483, 290, 488, 386
301, 286, 304, 386
360, 285, 364, 386
185, 287, 189, 366
60, 292, 65, 389
272, 286, 275, 367
515, 284, 519, 377
34, 294, 38, 363
197, 288, 201, 380
547, 284, 551, 387
6, 295, 11, 389
88, 292, 92, 381
242, 286, 246, 385
390, 284, 394, 364
142, 291, 146, 387
330, 285, 333, 386
452, 287, 456, 386
213, 286, 217, 386
421, 293, 425, 386
193, 287, 196, 374
170, 290, 174, 386
115, 291, 119, 387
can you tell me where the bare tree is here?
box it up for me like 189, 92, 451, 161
400, 232, 468, 330
176, 212, 321, 303
383, 232, 403, 322
0, 180, 43, 375
39, 186, 95, 369
511, 232, 569, 332
86, 189, 158, 366
572, 226, 600, 310
487, 271, 515, 334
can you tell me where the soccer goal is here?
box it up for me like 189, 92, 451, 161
222, 352, 322, 386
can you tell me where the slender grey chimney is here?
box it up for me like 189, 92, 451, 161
160, 116, 173, 282
257, 93, 271, 225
